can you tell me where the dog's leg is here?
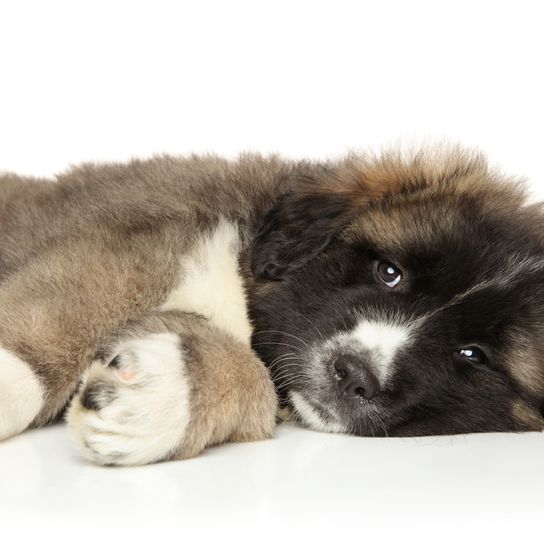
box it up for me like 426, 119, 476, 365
66, 310, 278, 466
0, 348, 45, 440
0, 230, 177, 440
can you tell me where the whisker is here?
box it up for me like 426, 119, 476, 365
252, 330, 312, 349
269, 362, 301, 374
267, 354, 299, 373
271, 367, 306, 381
294, 311, 327, 344
251, 341, 304, 353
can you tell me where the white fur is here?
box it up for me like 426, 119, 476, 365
67, 333, 191, 466
0, 347, 43, 440
161, 218, 252, 344
350, 320, 411, 382
290, 391, 347, 434
327, 319, 412, 385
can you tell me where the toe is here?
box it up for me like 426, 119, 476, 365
80, 380, 116, 411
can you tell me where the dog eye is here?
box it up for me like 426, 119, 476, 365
377, 261, 402, 287
456, 346, 487, 365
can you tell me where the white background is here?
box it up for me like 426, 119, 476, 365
0, 1, 543, 542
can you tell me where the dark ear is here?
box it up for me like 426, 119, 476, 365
251, 190, 354, 280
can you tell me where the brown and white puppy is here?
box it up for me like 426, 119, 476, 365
0, 148, 542, 465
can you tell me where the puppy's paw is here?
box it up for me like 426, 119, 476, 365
67, 333, 191, 466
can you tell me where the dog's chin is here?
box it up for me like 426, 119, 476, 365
288, 390, 349, 434
287, 389, 392, 436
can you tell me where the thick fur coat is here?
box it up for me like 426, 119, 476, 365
0, 148, 542, 465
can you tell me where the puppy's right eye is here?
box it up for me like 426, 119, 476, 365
456, 346, 487, 365
376, 261, 402, 288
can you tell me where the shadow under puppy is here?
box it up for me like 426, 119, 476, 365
0, 147, 542, 465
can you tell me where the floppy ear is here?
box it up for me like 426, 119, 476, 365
251, 152, 425, 280
251, 149, 490, 280
251, 189, 354, 280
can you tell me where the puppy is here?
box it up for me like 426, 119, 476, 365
0, 148, 542, 465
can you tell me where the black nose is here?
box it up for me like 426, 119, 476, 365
333, 354, 380, 400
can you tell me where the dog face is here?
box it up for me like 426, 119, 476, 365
249, 150, 544, 436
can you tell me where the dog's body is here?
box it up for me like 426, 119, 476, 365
0, 154, 300, 464
0, 149, 543, 465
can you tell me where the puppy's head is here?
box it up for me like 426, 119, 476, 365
250, 148, 544, 436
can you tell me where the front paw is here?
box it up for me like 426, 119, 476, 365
66, 325, 278, 466
67, 333, 192, 466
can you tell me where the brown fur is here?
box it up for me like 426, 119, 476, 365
1, 148, 543, 463
0, 153, 318, 461
0, 154, 303, 426
76, 311, 277, 461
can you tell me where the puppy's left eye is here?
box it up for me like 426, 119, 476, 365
456, 347, 487, 365
377, 261, 402, 288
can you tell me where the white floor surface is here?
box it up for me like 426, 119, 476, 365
1, 422, 542, 543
